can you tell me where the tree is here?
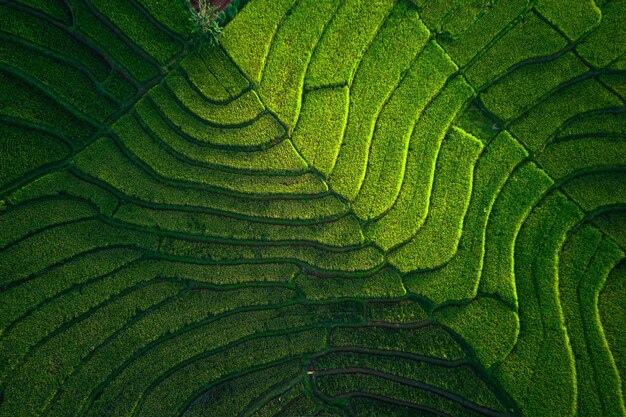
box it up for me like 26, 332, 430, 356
188, 0, 223, 46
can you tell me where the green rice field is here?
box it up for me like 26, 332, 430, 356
0, 0, 625, 415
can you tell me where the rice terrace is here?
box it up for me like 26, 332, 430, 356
0, 0, 625, 415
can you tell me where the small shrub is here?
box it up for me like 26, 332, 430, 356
187, 0, 223, 46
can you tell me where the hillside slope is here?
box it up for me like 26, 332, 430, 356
0, 0, 625, 416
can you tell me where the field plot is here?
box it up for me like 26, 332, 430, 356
0, 0, 625, 416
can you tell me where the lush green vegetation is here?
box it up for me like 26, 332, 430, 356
0, 0, 624, 416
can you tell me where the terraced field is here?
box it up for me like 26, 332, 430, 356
0, 0, 625, 416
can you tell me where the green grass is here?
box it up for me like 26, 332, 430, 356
0, 124, 72, 186
1, 1, 625, 416
406, 131, 528, 303
295, 268, 405, 301
220, 0, 297, 83
89, 0, 182, 64
576, 0, 626, 68
434, 297, 519, 370
134, 98, 307, 173
164, 70, 264, 125
535, 0, 601, 41
330, 325, 465, 360
303, 0, 396, 89
599, 262, 626, 412
478, 162, 553, 307
559, 225, 625, 416
147, 84, 286, 148
291, 86, 349, 177
328, 1, 430, 200
364, 76, 474, 251
351, 41, 457, 221
257, 0, 338, 131
464, 13, 567, 89
388, 126, 483, 273
509, 78, 622, 152
0, 6, 110, 81
480, 52, 589, 121
493, 192, 583, 417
